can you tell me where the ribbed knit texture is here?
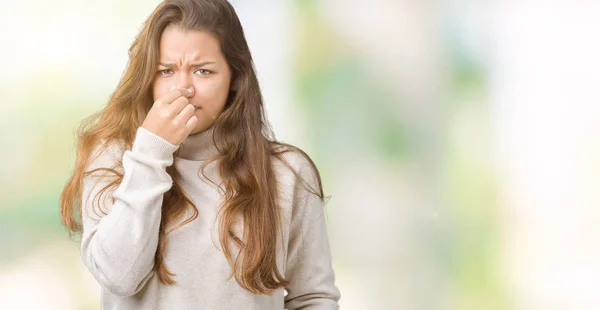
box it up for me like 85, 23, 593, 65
80, 126, 340, 310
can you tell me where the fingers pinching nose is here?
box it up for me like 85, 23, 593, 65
182, 87, 194, 97
169, 86, 193, 97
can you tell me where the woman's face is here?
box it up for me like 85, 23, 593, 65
152, 25, 232, 135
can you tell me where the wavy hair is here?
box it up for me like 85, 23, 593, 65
60, 0, 323, 294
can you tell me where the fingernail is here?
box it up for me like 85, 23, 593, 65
169, 86, 176, 91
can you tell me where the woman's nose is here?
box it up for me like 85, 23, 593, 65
178, 86, 194, 98
175, 75, 195, 98
170, 85, 194, 97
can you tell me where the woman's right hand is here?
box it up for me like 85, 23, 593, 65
141, 88, 198, 145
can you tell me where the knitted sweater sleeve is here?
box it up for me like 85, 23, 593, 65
80, 127, 179, 297
284, 154, 341, 309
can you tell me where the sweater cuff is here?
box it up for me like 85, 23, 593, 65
132, 127, 179, 160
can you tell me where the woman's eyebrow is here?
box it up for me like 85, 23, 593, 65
159, 61, 217, 67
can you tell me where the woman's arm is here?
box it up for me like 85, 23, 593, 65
284, 155, 341, 310
80, 127, 179, 297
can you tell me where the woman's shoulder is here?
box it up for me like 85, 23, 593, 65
271, 142, 316, 172
270, 142, 323, 195
86, 138, 128, 172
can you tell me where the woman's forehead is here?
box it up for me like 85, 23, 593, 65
158, 26, 223, 61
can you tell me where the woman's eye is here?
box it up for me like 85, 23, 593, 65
194, 69, 211, 76
158, 69, 173, 76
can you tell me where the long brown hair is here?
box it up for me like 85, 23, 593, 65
60, 0, 324, 294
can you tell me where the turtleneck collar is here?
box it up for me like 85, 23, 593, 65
174, 125, 221, 161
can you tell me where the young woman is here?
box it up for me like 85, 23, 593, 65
59, 0, 340, 309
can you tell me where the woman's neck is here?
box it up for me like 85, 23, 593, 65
174, 125, 220, 161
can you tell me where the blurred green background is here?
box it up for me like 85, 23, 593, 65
2, 1, 600, 309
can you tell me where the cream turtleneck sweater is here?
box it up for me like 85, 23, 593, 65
80, 126, 340, 310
